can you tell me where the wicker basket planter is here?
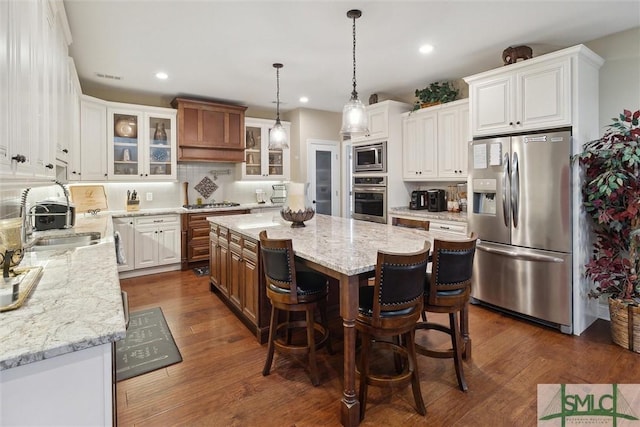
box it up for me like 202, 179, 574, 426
609, 297, 640, 353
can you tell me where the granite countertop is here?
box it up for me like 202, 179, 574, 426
0, 214, 126, 371
208, 213, 466, 277
388, 207, 467, 223
108, 202, 282, 217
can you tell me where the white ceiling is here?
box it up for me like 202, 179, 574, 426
63, 0, 640, 113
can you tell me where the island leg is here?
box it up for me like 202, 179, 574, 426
340, 274, 360, 427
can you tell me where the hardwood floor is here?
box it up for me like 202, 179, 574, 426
117, 270, 640, 426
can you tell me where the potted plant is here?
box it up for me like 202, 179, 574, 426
576, 109, 640, 351
413, 81, 459, 110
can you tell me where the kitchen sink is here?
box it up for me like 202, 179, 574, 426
30, 232, 102, 250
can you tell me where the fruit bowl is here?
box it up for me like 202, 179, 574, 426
280, 208, 315, 228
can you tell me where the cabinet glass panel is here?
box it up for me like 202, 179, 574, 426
148, 116, 172, 177
267, 127, 283, 176
112, 113, 138, 176
245, 125, 262, 176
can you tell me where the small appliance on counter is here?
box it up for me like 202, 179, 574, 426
32, 199, 76, 231
409, 190, 429, 210
427, 189, 447, 212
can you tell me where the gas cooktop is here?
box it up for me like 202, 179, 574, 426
183, 202, 241, 210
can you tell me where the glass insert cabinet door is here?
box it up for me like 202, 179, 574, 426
244, 125, 262, 176
147, 115, 172, 177
241, 117, 290, 180
112, 112, 140, 177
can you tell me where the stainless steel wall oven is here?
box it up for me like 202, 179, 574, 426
352, 176, 387, 224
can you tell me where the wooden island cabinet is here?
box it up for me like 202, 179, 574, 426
210, 224, 270, 342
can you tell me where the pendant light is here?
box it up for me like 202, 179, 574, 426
269, 63, 288, 149
340, 9, 369, 138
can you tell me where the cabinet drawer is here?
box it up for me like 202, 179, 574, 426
218, 226, 228, 239
188, 244, 210, 261
229, 232, 242, 246
191, 226, 210, 239
430, 220, 467, 235
188, 213, 210, 223
135, 215, 179, 226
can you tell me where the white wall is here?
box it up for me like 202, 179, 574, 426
585, 27, 640, 131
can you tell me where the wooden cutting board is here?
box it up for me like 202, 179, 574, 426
69, 185, 108, 213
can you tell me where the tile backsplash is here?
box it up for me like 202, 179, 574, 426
1, 162, 288, 218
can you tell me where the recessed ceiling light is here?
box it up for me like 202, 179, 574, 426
155, 72, 169, 80
299, 96, 309, 103
419, 44, 434, 54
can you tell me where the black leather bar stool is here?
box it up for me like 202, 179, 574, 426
259, 230, 332, 386
356, 242, 430, 420
415, 233, 477, 391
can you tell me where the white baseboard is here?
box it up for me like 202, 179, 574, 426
118, 263, 181, 279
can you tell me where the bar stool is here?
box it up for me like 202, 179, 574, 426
356, 242, 430, 420
415, 233, 477, 391
259, 230, 332, 386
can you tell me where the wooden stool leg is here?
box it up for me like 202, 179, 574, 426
306, 305, 320, 386
450, 312, 468, 391
358, 332, 371, 421
405, 331, 426, 415
263, 305, 278, 376
461, 303, 471, 360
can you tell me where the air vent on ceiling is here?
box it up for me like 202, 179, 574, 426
95, 72, 123, 81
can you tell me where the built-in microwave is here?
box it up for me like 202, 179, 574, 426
353, 141, 386, 173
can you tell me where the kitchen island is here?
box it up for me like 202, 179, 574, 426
207, 212, 464, 427
0, 214, 125, 426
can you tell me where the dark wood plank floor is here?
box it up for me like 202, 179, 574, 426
117, 270, 640, 426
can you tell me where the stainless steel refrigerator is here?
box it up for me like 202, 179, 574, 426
468, 130, 572, 333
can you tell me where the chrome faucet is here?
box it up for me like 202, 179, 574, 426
20, 187, 32, 245
54, 180, 73, 229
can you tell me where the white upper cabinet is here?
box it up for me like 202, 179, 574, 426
107, 105, 177, 181
239, 117, 290, 181
1, 0, 73, 181
402, 99, 469, 181
350, 100, 411, 143
79, 96, 108, 181
465, 45, 603, 137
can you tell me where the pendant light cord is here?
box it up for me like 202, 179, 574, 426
276, 66, 281, 121
351, 13, 358, 99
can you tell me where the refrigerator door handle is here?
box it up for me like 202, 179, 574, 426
511, 152, 519, 228
477, 242, 564, 263
502, 153, 510, 228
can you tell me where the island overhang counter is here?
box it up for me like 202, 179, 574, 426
207, 212, 463, 427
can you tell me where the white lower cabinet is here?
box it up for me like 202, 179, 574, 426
429, 219, 468, 236
0, 343, 113, 426
133, 214, 180, 269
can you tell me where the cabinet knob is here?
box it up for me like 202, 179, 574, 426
509, 122, 514, 126
45, 163, 54, 169
11, 154, 26, 163
516, 121, 521, 125
104, 173, 107, 177
72, 171, 77, 174
62, 149, 69, 154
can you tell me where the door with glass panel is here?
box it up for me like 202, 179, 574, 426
308, 139, 340, 216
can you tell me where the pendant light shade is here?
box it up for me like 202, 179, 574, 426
269, 63, 289, 149
340, 9, 369, 138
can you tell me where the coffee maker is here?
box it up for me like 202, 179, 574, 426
427, 189, 447, 212
409, 191, 429, 210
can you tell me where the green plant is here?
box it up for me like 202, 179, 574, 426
413, 81, 459, 110
576, 109, 640, 301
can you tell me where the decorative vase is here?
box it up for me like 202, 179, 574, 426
153, 122, 167, 141
247, 130, 256, 148
608, 297, 640, 353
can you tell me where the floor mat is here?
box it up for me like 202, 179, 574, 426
115, 307, 182, 382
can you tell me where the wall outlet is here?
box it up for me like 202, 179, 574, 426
146, 192, 153, 201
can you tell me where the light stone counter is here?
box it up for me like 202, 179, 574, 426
389, 207, 467, 223
207, 213, 465, 276
0, 214, 125, 370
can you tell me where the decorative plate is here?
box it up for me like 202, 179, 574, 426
151, 148, 168, 162
114, 117, 137, 138
194, 176, 218, 199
